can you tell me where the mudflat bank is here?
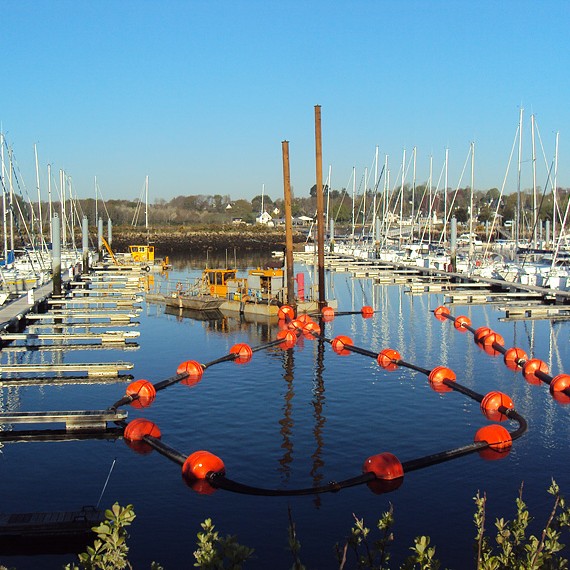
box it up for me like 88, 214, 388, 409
109, 226, 306, 255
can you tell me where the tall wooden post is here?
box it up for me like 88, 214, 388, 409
314, 105, 326, 309
282, 141, 296, 309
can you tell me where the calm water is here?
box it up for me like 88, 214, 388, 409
1, 254, 569, 569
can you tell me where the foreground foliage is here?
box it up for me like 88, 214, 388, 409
63, 480, 569, 569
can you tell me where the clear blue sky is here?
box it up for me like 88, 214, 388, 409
2, 0, 569, 205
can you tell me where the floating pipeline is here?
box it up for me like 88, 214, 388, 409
432, 306, 570, 405
113, 304, 535, 496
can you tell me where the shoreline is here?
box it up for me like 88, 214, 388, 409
107, 227, 306, 255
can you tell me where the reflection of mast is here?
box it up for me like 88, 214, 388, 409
278, 350, 295, 481
310, 335, 326, 508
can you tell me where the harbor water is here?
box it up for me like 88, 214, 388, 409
0, 253, 569, 569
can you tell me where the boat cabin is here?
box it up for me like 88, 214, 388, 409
203, 269, 243, 297
129, 245, 155, 263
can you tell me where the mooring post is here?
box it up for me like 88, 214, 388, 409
282, 140, 296, 309
82, 216, 89, 274
314, 105, 327, 310
52, 214, 62, 297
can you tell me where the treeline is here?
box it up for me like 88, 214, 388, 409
15, 184, 570, 230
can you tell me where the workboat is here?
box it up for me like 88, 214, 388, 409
147, 266, 334, 316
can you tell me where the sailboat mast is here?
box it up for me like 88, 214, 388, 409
1, 133, 6, 262
553, 131, 559, 246
8, 147, 14, 257
261, 183, 264, 217
531, 114, 537, 248
515, 107, 524, 250
372, 145, 378, 242
351, 166, 356, 241
411, 146, 416, 242
47, 164, 53, 244
428, 155, 433, 245
469, 142, 475, 261
34, 143, 44, 245
399, 149, 406, 247
444, 147, 449, 243
145, 174, 149, 233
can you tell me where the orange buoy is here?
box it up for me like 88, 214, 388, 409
474, 326, 493, 344
376, 348, 401, 371
549, 374, 570, 405
277, 330, 297, 350
480, 391, 514, 421
503, 347, 528, 372
428, 366, 456, 388
124, 418, 161, 441
182, 450, 225, 481
126, 379, 156, 399
302, 321, 321, 339
296, 313, 311, 324
126, 380, 156, 408
230, 343, 253, 364
482, 332, 505, 356
366, 477, 404, 495
361, 306, 374, 318
176, 360, 204, 380
278, 305, 295, 321
287, 319, 305, 333
331, 335, 354, 356
522, 358, 549, 385
321, 306, 335, 321
433, 306, 450, 321
453, 315, 471, 331
474, 424, 512, 451
362, 452, 404, 480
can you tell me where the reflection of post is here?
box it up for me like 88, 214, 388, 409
282, 141, 296, 308
310, 335, 326, 507
278, 350, 295, 481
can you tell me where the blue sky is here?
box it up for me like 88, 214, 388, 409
1, 0, 569, 205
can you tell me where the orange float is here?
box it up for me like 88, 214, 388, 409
433, 306, 450, 321
277, 330, 297, 350
182, 450, 225, 481
331, 335, 354, 356
287, 319, 305, 333
230, 343, 253, 364
176, 360, 204, 380
482, 332, 505, 356
453, 315, 471, 331
480, 391, 514, 421
124, 418, 161, 441
522, 358, 549, 385
428, 366, 456, 389
503, 347, 528, 372
474, 326, 493, 344
321, 306, 335, 321
550, 374, 570, 405
278, 305, 295, 321
126, 380, 156, 408
302, 320, 321, 339
362, 452, 404, 480
376, 348, 401, 371
361, 306, 374, 318
474, 424, 512, 451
